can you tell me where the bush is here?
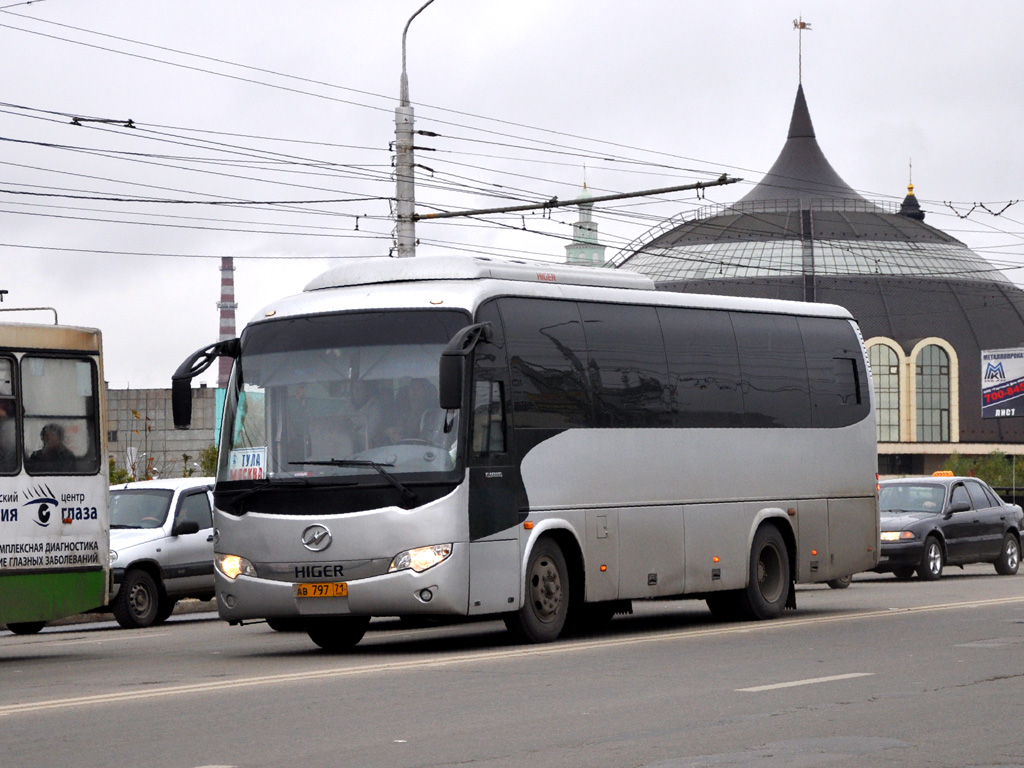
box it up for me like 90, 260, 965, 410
940, 451, 1021, 488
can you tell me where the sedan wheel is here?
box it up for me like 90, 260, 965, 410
917, 536, 944, 581
995, 533, 1020, 576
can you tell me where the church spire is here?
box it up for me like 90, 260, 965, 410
565, 180, 606, 266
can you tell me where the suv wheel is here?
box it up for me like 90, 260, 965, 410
112, 570, 161, 628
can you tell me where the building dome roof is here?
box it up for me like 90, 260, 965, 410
611, 86, 1011, 288
609, 85, 1024, 447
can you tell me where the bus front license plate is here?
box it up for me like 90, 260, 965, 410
294, 582, 348, 598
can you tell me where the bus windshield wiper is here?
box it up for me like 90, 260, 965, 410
291, 459, 417, 507
223, 477, 317, 511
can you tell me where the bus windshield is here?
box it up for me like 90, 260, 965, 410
220, 309, 469, 485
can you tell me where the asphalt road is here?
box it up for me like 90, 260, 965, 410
3, 566, 1024, 768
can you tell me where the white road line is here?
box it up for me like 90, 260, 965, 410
737, 672, 874, 692
50, 632, 171, 647
2, 595, 1021, 717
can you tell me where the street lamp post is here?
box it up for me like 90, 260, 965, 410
394, 0, 436, 258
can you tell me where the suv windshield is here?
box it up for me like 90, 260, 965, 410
109, 489, 173, 529
879, 483, 946, 514
220, 309, 469, 485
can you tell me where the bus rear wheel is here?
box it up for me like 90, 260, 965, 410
306, 616, 370, 651
505, 538, 569, 643
718, 524, 791, 621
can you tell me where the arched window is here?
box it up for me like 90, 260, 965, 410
916, 344, 950, 442
870, 343, 900, 442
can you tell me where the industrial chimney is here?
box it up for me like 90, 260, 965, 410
217, 257, 237, 388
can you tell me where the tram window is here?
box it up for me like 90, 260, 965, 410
22, 356, 99, 475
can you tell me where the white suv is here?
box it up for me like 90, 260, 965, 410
108, 477, 216, 628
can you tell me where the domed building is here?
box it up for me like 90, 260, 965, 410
611, 85, 1024, 475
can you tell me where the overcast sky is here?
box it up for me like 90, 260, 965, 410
2, 1, 1022, 388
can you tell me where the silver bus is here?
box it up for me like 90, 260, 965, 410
173, 255, 878, 650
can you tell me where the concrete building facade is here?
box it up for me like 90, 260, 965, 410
105, 385, 217, 479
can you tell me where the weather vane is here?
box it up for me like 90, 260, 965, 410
793, 17, 812, 84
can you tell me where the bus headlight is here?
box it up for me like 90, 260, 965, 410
216, 553, 256, 580
880, 531, 916, 542
389, 544, 453, 573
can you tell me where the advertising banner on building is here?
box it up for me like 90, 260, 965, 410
981, 348, 1024, 418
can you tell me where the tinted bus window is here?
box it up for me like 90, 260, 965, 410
731, 312, 811, 428
579, 302, 670, 428
658, 306, 744, 428
798, 316, 870, 428
499, 298, 591, 430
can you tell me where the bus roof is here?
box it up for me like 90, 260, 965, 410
0, 322, 102, 353
250, 255, 855, 325
304, 255, 656, 293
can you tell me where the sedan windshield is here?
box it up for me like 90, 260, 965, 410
109, 489, 173, 529
879, 483, 946, 514
220, 309, 469, 484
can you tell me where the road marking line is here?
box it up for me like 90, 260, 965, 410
737, 672, 874, 692
2, 595, 1022, 717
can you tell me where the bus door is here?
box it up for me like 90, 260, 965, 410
464, 303, 524, 615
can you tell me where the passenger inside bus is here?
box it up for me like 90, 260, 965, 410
385, 378, 442, 443
25, 422, 75, 473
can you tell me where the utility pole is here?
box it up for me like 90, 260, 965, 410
395, 0, 436, 258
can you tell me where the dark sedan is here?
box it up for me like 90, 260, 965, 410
874, 474, 1023, 580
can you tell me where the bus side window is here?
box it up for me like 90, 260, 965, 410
472, 381, 506, 455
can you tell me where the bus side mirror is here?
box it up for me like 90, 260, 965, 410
171, 338, 240, 429
438, 323, 493, 411
172, 379, 193, 430
438, 355, 463, 410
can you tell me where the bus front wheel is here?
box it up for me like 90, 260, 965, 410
306, 616, 370, 651
505, 538, 570, 643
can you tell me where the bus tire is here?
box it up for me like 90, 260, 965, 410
112, 569, 160, 629
505, 538, 569, 643
6, 621, 46, 635
306, 616, 370, 651
736, 524, 791, 620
